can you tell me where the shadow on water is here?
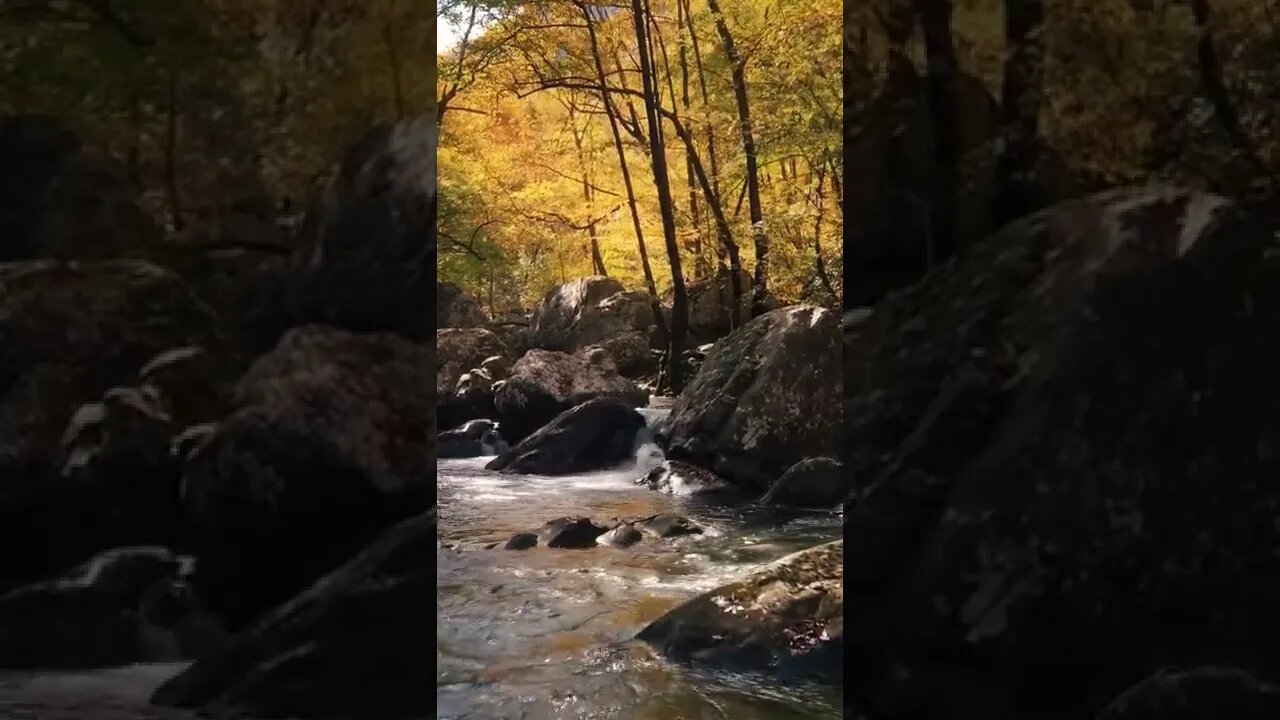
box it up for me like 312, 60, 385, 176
436, 418, 843, 719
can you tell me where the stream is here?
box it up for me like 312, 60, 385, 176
437, 405, 844, 719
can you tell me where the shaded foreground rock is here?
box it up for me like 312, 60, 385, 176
151, 510, 439, 719
0, 546, 225, 669
1096, 667, 1280, 720
180, 326, 434, 628
493, 348, 647, 444
638, 460, 737, 497
537, 517, 609, 548
657, 305, 841, 493
486, 398, 646, 475
0, 260, 221, 590
437, 418, 509, 458
761, 457, 846, 508
638, 539, 842, 680
841, 188, 1280, 718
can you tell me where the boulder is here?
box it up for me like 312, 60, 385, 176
0, 546, 226, 669
676, 268, 780, 343
436, 327, 508, 396
486, 397, 647, 475
292, 118, 435, 340
493, 348, 648, 444
657, 305, 841, 493
761, 457, 846, 509
638, 539, 842, 680
0, 114, 162, 262
503, 532, 539, 550
1096, 667, 1280, 720
597, 523, 644, 548
437, 418, 509, 459
180, 326, 434, 628
0, 260, 221, 591
437, 282, 488, 328
841, 188, 1280, 718
638, 460, 738, 497
536, 517, 609, 548
151, 510, 439, 719
530, 277, 655, 349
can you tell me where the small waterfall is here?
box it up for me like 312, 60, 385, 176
636, 405, 671, 430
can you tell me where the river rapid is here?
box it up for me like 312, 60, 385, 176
437, 406, 844, 719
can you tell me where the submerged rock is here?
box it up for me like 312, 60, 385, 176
437, 418, 509, 459
761, 457, 846, 508
486, 397, 646, 475
151, 510, 439, 718
657, 304, 841, 493
638, 460, 737, 497
597, 523, 644, 548
638, 539, 842, 680
635, 514, 703, 539
537, 517, 609, 549
0, 546, 226, 669
503, 532, 539, 550
180, 326, 435, 628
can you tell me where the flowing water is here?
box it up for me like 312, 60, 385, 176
437, 405, 844, 719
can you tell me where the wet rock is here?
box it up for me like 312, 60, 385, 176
637, 461, 737, 497
638, 539, 842, 680
438, 386, 496, 433
437, 327, 509, 397
503, 532, 539, 550
437, 282, 488, 328
0, 114, 163, 262
151, 510, 439, 719
292, 118, 435, 340
486, 398, 647, 475
842, 188, 1280, 718
493, 348, 647, 445
635, 514, 703, 539
0, 546, 226, 669
0, 260, 221, 591
438, 419, 509, 459
1096, 667, 1280, 720
597, 523, 644, 548
657, 305, 841, 493
537, 517, 608, 549
480, 355, 511, 381
761, 457, 846, 508
180, 326, 434, 628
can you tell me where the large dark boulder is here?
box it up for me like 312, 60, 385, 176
180, 326, 434, 628
486, 397, 647, 475
151, 510, 439, 719
0, 114, 162, 261
761, 457, 846, 509
493, 348, 648, 444
638, 539, 842, 681
657, 305, 841, 493
0, 546, 226, 669
842, 188, 1280, 719
0, 260, 221, 591
292, 118, 435, 340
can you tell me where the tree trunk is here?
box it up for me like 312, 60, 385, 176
812, 164, 836, 303
912, 0, 960, 265
678, 0, 706, 281
683, 0, 740, 326
1189, 0, 1262, 171
568, 105, 608, 277
992, 0, 1046, 231
582, 2, 668, 346
164, 63, 183, 232
631, 0, 688, 390
707, 0, 768, 316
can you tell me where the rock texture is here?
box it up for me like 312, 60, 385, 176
657, 305, 841, 493
437, 282, 488, 328
493, 348, 648, 444
638, 540, 842, 680
151, 510, 438, 719
291, 118, 435, 340
841, 188, 1280, 719
761, 457, 846, 509
436, 327, 509, 396
180, 326, 435, 628
1096, 667, 1280, 720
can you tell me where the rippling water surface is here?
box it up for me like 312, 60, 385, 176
437, 408, 843, 719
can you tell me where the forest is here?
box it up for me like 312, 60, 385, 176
843, 0, 1279, 306
436, 0, 843, 318
0, 0, 435, 234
